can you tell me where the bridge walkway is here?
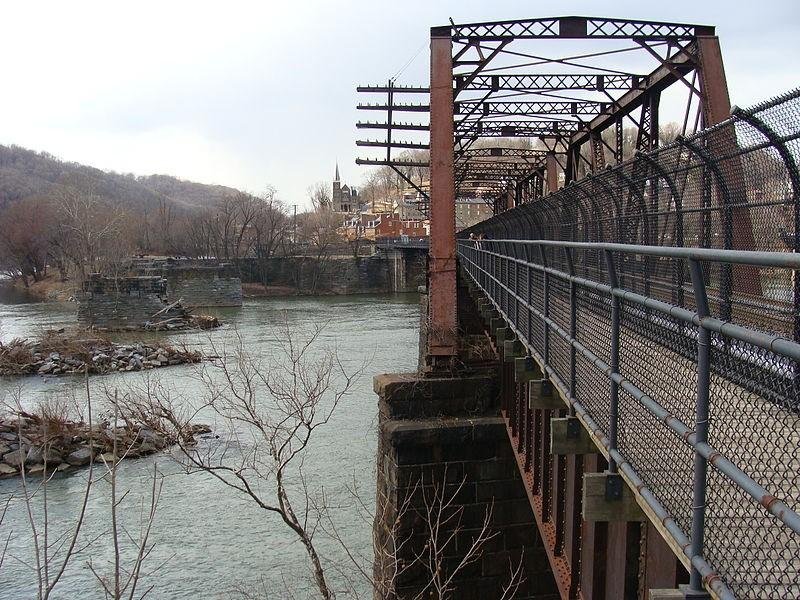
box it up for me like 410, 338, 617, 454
458, 240, 799, 600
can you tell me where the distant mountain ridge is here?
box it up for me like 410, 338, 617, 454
0, 144, 243, 214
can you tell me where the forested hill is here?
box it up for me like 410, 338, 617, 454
0, 144, 243, 214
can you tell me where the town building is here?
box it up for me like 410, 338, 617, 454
398, 190, 428, 221
341, 212, 429, 241
455, 197, 493, 230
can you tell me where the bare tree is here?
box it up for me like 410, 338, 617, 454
179, 209, 216, 259
229, 192, 260, 264
115, 322, 526, 600
325, 469, 524, 600
0, 491, 11, 574
0, 196, 55, 285
252, 187, 289, 287
308, 183, 332, 211
410, 472, 524, 600
87, 398, 166, 600
119, 319, 365, 600
55, 185, 131, 281
172, 190, 288, 267
155, 197, 176, 256
291, 210, 343, 293
2, 377, 97, 600
1, 377, 164, 600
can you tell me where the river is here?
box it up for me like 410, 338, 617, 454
0, 293, 420, 599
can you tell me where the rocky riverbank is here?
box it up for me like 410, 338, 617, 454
0, 333, 202, 377
0, 412, 211, 478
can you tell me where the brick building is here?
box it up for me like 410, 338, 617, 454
342, 212, 429, 241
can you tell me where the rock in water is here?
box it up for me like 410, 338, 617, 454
137, 428, 164, 449
99, 452, 118, 464
26, 446, 63, 465
0, 463, 17, 476
38, 362, 55, 374
66, 447, 94, 466
3, 449, 26, 468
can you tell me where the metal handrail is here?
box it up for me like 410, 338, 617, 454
458, 238, 799, 600
467, 238, 800, 268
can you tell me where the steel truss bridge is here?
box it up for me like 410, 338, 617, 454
356, 15, 799, 600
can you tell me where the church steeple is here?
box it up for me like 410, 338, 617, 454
334, 161, 340, 182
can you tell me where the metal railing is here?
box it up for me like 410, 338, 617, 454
457, 89, 800, 599
376, 236, 430, 250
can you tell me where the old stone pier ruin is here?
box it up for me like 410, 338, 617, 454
146, 262, 243, 307
77, 262, 242, 330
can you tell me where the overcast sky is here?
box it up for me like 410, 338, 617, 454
1, 0, 797, 208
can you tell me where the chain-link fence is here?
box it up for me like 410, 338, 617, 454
457, 88, 800, 599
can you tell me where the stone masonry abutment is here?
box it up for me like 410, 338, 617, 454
373, 275, 559, 599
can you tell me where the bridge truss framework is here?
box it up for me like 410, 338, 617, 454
356, 15, 800, 600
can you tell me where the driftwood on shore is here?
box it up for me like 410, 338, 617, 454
0, 332, 202, 377
0, 412, 212, 478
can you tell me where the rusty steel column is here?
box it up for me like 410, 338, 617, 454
427, 26, 457, 361
546, 152, 560, 194
696, 35, 762, 295
696, 36, 731, 127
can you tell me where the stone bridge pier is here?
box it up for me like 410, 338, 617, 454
374, 273, 690, 600
374, 276, 559, 600
377, 245, 427, 293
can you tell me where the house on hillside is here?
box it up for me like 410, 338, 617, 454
341, 212, 429, 241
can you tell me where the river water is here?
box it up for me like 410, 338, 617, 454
0, 293, 420, 599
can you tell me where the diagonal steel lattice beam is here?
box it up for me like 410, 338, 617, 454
455, 100, 608, 116
449, 16, 713, 41
455, 73, 636, 92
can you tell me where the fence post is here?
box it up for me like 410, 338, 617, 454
687, 258, 712, 599
541, 243, 550, 368
677, 136, 736, 321
565, 246, 577, 415
604, 249, 620, 474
